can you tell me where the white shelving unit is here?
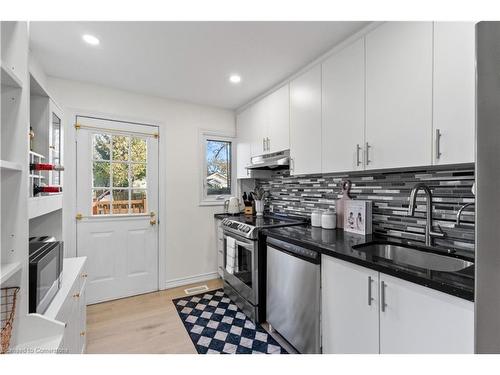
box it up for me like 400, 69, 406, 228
0, 262, 21, 285
1, 61, 23, 89
0, 159, 23, 172
1, 21, 67, 354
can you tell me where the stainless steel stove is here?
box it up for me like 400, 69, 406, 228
221, 214, 306, 322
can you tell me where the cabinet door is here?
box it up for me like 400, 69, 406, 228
290, 65, 322, 175
322, 38, 365, 173
365, 22, 433, 169
267, 84, 290, 153
379, 273, 474, 353
321, 256, 380, 353
236, 107, 253, 179
78, 283, 87, 353
433, 22, 475, 165
250, 99, 268, 157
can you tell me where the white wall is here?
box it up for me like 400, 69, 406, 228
48, 77, 235, 288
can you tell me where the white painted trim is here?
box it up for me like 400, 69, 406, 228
62, 107, 168, 293
236, 21, 384, 114
164, 271, 220, 290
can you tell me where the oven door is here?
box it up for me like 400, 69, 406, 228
223, 231, 258, 305
29, 243, 62, 313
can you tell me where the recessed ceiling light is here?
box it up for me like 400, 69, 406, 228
229, 74, 241, 84
82, 34, 100, 46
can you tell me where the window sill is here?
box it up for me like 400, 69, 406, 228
199, 200, 226, 207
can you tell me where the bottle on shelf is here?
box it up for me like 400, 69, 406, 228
30, 163, 64, 171
33, 184, 62, 196
29, 126, 35, 151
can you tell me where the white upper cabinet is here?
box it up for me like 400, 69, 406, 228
322, 38, 365, 173
322, 256, 380, 354
236, 106, 253, 179
266, 84, 290, 153
365, 22, 433, 170
379, 273, 474, 354
432, 22, 475, 165
290, 65, 322, 175
249, 98, 268, 157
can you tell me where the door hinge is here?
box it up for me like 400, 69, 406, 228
74, 123, 81, 130
76, 213, 83, 220
154, 133, 159, 139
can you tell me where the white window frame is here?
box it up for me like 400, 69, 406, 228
199, 131, 236, 206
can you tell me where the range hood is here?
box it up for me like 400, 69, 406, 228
246, 150, 290, 170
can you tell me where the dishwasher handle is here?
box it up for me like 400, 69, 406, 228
267, 237, 320, 264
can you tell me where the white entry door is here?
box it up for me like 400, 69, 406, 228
76, 116, 159, 304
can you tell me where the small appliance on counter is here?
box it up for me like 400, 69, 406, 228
224, 197, 241, 215
28, 236, 64, 314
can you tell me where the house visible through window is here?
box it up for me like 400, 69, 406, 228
203, 137, 233, 202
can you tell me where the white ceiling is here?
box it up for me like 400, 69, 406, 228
29, 21, 369, 109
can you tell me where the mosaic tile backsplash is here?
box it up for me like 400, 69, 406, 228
258, 165, 475, 255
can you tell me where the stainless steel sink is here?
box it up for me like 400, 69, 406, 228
354, 243, 474, 272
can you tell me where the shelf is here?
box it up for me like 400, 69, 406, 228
29, 194, 63, 219
1, 62, 23, 89
29, 151, 45, 159
0, 262, 21, 285
29, 174, 45, 179
0, 160, 23, 172
10, 314, 64, 354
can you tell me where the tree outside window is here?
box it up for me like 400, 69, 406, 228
205, 139, 232, 196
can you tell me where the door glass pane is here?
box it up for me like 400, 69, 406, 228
131, 190, 147, 213
93, 134, 111, 160
112, 135, 130, 161
92, 189, 111, 215
51, 113, 62, 185
93, 162, 110, 187
131, 138, 147, 162
206, 139, 231, 196
112, 163, 129, 187
90, 131, 150, 216
112, 189, 129, 214
131, 163, 147, 188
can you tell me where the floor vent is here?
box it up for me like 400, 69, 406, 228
184, 284, 209, 295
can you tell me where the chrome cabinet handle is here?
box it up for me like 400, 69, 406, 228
381, 281, 387, 312
365, 142, 371, 165
368, 276, 374, 306
356, 144, 362, 167
263, 138, 266, 152
266, 137, 270, 152
435, 129, 442, 160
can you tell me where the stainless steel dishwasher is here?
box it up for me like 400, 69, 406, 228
266, 236, 321, 354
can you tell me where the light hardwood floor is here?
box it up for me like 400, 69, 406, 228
86, 278, 223, 354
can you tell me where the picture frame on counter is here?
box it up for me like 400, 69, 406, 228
344, 200, 373, 235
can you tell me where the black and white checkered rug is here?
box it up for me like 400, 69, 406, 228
173, 289, 287, 354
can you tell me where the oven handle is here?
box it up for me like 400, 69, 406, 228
223, 234, 255, 252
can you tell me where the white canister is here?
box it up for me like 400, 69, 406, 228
311, 210, 322, 227
322, 210, 337, 229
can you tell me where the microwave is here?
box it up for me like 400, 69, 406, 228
29, 237, 64, 314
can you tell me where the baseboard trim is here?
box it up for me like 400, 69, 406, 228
164, 271, 220, 290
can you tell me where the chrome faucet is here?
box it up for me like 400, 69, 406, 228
456, 202, 475, 226
407, 183, 445, 246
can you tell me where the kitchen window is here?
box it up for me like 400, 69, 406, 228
200, 132, 235, 205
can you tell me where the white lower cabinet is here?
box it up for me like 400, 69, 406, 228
321, 256, 379, 354
379, 273, 474, 354
321, 256, 474, 354
215, 219, 224, 277
45, 257, 88, 354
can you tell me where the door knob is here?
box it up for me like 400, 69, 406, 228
150, 218, 157, 226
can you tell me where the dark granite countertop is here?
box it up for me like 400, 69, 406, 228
262, 226, 475, 302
